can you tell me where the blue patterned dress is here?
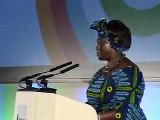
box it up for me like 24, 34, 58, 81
86, 66, 146, 120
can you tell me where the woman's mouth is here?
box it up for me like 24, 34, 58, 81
96, 51, 100, 56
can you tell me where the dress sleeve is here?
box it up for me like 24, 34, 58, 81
86, 72, 105, 113
107, 66, 145, 119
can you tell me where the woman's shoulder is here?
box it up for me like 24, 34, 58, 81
111, 57, 142, 75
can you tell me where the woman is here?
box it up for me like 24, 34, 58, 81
86, 18, 146, 120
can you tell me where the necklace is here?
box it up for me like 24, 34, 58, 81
100, 54, 126, 75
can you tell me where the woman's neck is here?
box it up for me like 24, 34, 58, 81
107, 52, 125, 68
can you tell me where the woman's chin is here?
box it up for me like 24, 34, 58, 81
97, 57, 107, 61
97, 57, 103, 61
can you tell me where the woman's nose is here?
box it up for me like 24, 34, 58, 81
96, 45, 99, 50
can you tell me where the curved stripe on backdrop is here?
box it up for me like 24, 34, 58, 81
36, 0, 67, 64
50, 0, 88, 63
66, 0, 97, 63
100, 0, 160, 36
124, 0, 160, 10
36, 0, 88, 65
99, 0, 160, 62
0, 85, 3, 120
82, 0, 109, 22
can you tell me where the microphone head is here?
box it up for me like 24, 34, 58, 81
37, 74, 54, 80
20, 73, 42, 82
49, 61, 72, 72
60, 63, 79, 74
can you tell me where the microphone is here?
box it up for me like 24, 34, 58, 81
60, 63, 79, 74
36, 63, 79, 80
19, 61, 72, 82
20, 73, 42, 81
49, 61, 72, 72
37, 74, 54, 80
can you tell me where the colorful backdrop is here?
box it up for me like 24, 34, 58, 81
0, 0, 160, 67
0, 0, 160, 120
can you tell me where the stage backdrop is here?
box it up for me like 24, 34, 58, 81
0, 0, 160, 83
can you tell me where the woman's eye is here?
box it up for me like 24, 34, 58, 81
105, 41, 109, 44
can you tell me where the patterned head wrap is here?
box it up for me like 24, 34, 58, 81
90, 18, 130, 52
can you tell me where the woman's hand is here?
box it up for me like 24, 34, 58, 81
98, 110, 116, 120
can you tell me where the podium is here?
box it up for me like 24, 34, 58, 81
13, 90, 97, 120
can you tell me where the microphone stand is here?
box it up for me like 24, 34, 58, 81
25, 79, 33, 89
18, 61, 73, 91
18, 78, 57, 93
18, 72, 57, 93
36, 64, 79, 90
35, 73, 60, 93
18, 63, 79, 94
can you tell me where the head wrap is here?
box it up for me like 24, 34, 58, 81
90, 18, 127, 52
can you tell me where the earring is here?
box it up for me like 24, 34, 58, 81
114, 37, 119, 43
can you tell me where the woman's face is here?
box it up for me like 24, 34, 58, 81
96, 37, 113, 61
